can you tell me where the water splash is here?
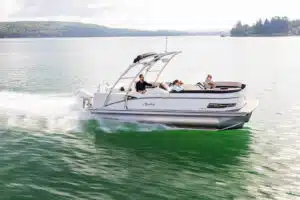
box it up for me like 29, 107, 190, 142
0, 90, 84, 133
0, 91, 171, 134
82, 116, 171, 134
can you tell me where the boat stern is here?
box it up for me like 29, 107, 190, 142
218, 99, 259, 129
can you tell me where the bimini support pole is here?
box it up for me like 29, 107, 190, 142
164, 36, 168, 52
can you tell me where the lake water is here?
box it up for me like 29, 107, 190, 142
1, 36, 300, 200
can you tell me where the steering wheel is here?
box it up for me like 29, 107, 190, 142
196, 82, 205, 89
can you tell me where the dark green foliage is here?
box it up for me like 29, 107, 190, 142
231, 16, 299, 36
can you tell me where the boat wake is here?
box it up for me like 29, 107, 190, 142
0, 91, 170, 134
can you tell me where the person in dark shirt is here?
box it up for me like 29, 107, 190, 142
135, 74, 153, 93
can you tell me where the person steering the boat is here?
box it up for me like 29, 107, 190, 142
135, 74, 154, 93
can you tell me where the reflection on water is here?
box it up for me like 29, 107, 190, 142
88, 122, 253, 200
94, 129, 251, 166
2, 115, 299, 200
0, 118, 254, 200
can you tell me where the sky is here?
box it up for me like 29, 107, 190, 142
1, 0, 299, 31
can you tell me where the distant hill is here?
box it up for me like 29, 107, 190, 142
0, 21, 220, 38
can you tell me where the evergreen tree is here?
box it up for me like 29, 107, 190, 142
231, 16, 292, 36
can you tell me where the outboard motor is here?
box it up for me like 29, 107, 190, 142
76, 89, 93, 109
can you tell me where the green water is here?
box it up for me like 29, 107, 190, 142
1, 36, 300, 199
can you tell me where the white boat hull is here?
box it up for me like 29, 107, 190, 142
88, 100, 258, 130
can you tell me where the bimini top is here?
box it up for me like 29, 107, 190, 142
103, 51, 181, 106
133, 52, 158, 63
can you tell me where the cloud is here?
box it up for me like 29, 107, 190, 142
11, 0, 111, 18
0, 0, 20, 20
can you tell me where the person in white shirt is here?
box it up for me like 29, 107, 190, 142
171, 80, 184, 92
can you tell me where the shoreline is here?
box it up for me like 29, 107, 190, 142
230, 35, 298, 37
0, 34, 220, 39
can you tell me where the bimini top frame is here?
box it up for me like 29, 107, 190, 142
103, 51, 182, 106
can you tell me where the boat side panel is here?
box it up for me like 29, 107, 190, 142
102, 96, 246, 112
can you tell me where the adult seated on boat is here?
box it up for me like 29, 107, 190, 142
135, 74, 154, 94
204, 74, 216, 89
170, 79, 184, 92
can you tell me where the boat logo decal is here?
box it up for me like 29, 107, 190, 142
143, 102, 155, 106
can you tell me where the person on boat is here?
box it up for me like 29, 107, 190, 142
171, 80, 184, 92
135, 74, 154, 93
204, 74, 216, 89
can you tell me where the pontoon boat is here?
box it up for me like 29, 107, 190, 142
77, 51, 258, 130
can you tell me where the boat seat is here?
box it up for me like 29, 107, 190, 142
170, 88, 242, 94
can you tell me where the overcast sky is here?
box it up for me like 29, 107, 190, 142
1, 0, 299, 31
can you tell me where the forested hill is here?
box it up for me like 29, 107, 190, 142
230, 16, 300, 37
0, 21, 219, 38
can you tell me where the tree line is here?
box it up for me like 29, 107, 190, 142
231, 16, 300, 36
